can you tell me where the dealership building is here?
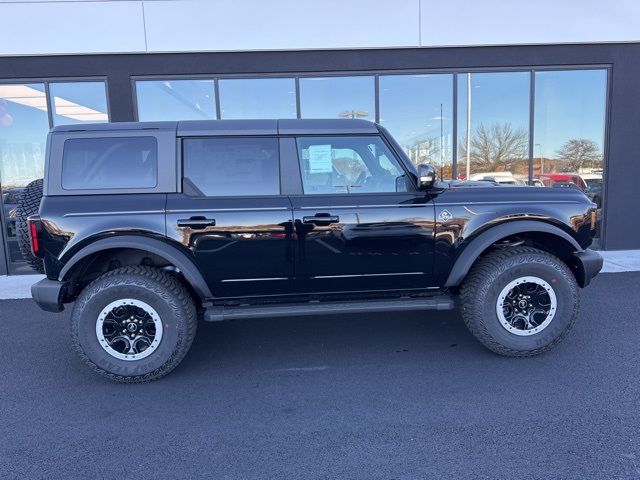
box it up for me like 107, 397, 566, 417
0, 0, 639, 275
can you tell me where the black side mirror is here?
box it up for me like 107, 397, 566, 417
417, 164, 437, 190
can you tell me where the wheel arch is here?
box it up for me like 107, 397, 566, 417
445, 220, 583, 288
59, 235, 212, 300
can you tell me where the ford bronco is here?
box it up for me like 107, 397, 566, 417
28, 119, 602, 382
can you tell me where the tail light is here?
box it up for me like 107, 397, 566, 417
27, 216, 44, 257
590, 210, 597, 230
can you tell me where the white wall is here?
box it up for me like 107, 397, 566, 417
0, 0, 638, 56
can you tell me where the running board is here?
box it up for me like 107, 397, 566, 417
203, 296, 454, 322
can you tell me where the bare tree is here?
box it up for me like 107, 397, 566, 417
555, 139, 601, 172
458, 123, 528, 172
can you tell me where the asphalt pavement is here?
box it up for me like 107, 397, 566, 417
1, 272, 639, 480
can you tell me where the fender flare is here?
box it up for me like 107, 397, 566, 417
444, 220, 583, 287
58, 235, 212, 299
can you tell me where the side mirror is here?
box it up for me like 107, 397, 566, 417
417, 164, 437, 190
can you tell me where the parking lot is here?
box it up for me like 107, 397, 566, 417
1, 272, 639, 479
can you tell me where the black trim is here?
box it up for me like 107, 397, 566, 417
204, 295, 454, 321
571, 249, 603, 288
278, 137, 303, 195
444, 220, 583, 287
58, 235, 212, 299
31, 278, 66, 312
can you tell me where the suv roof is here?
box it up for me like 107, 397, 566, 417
50, 118, 379, 136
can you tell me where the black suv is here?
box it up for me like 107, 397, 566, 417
29, 119, 602, 382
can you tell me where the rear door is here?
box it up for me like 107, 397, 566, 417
165, 134, 294, 298
288, 134, 436, 293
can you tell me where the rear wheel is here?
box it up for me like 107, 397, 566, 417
460, 246, 579, 356
71, 266, 197, 382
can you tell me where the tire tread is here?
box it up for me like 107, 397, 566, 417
71, 266, 197, 383
460, 246, 579, 357
16, 178, 44, 273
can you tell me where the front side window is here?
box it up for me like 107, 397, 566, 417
296, 136, 408, 194
183, 137, 280, 197
62, 136, 158, 190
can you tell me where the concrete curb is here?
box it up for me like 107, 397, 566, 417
1, 250, 639, 300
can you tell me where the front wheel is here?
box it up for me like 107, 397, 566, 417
460, 246, 579, 356
71, 266, 197, 382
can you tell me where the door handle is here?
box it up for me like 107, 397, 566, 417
302, 214, 340, 225
177, 216, 216, 229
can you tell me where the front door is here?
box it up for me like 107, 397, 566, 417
166, 136, 294, 298
289, 134, 436, 293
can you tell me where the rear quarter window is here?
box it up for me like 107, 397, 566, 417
61, 136, 158, 190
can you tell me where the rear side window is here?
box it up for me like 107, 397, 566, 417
62, 137, 158, 190
183, 137, 280, 196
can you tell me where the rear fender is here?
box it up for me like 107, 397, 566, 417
58, 235, 212, 299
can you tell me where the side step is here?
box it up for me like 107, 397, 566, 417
203, 296, 454, 322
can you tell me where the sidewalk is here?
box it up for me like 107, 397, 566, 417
1, 250, 639, 300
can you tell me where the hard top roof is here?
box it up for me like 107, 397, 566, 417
50, 118, 379, 136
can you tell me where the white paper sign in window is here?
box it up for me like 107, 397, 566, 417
308, 144, 333, 173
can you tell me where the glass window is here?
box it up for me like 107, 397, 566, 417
219, 78, 296, 119
379, 74, 453, 177
299, 76, 374, 120
0, 83, 49, 273
457, 72, 530, 184
136, 80, 216, 121
49, 82, 108, 126
533, 69, 607, 243
183, 137, 280, 196
296, 136, 408, 194
62, 137, 158, 190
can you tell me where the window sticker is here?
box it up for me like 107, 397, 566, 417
308, 144, 333, 173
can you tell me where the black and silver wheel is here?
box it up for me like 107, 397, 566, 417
71, 266, 197, 382
96, 299, 163, 361
460, 246, 579, 356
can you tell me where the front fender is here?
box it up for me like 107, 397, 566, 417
444, 220, 582, 287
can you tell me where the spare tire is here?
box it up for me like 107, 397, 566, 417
16, 178, 44, 273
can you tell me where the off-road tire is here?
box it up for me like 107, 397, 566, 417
460, 246, 579, 357
16, 178, 44, 273
71, 266, 197, 383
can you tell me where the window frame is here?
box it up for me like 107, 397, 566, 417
48, 80, 110, 127
0, 76, 110, 129
179, 135, 284, 199
292, 133, 418, 196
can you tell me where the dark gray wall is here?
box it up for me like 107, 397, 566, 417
0, 43, 638, 249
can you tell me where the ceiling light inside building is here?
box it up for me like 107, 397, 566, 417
53, 96, 108, 121
0, 84, 107, 122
